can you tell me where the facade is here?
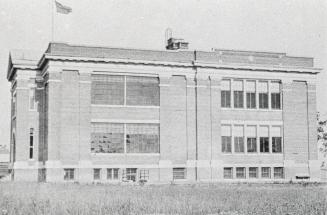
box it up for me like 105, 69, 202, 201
7, 42, 321, 183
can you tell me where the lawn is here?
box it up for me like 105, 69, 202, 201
0, 182, 325, 215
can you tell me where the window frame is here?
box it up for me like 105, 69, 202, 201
223, 167, 233, 179
233, 91, 244, 108
236, 167, 246, 179
271, 93, 281, 110
93, 168, 101, 180
221, 90, 231, 108
272, 137, 282, 153
274, 167, 284, 179
64, 168, 75, 181
247, 137, 257, 153
29, 128, 34, 160
261, 167, 271, 179
260, 137, 269, 153
234, 136, 244, 153
221, 136, 232, 153
249, 167, 258, 179
107, 168, 119, 180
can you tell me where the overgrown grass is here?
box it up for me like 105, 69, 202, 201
0, 182, 326, 215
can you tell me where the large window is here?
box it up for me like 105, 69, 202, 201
258, 81, 268, 109
271, 82, 281, 109
259, 126, 269, 153
126, 124, 159, 153
91, 74, 159, 106
221, 125, 232, 153
246, 81, 256, 109
233, 125, 244, 153
272, 126, 282, 153
233, 80, 243, 108
91, 123, 159, 154
221, 80, 231, 108
91, 123, 124, 153
246, 126, 257, 153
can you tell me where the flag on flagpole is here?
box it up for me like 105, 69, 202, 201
55, 1, 72, 14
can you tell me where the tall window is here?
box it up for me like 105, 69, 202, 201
233, 125, 244, 153
246, 81, 256, 109
12, 93, 16, 117
271, 82, 281, 109
274, 167, 284, 179
236, 167, 246, 179
107, 168, 119, 180
91, 123, 124, 153
258, 81, 268, 109
221, 79, 231, 108
94, 169, 101, 180
223, 167, 233, 179
246, 126, 257, 153
233, 80, 243, 108
272, 126, 282, 153
29, 88, 36, 110
126, 76, 159, 106
173, 168, 186, 180
126, 124, 159, 153
91, 74, 159, 106
29, 128, 34, 159
221, 125, 232, 153
91, 75, 124, 105
259, 126, 269, 153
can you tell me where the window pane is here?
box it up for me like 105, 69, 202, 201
249, 167, 258, 178
107, 169, 112, 180
260, 137, 269, 153
236, 167, 246, 179
139, 169, 149, 181
259, 93, 268, 109
222, 136, 231, 153
247, 138, 257, 153
126, 124, 159, 153
272, 137, 282, 153
64, 169, 74, 180
126, 168, 137, 182
234, 91, 243, 108
126, 76, 159, 106
221, 91, 231, 108
274, 167, 284, 179
173, 168, 186, 180
271, 93, 281, 109
94, 169, 101, 180
234, 137, 244, 153
29, 88, 35, 110
113, 169, 119, 179
261, 167, 271, 178
246, 92, 256, 109
91, 75, 124, 105
224, 167, 233, 179
91, 123, 124, 153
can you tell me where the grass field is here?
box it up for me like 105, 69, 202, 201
0, 182, 325, 215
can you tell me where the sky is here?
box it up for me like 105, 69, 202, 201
0, 0, 326, 147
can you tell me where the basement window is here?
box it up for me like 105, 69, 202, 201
107, 168, 119, 180
64, 169, 75, 181
261, 167, 271, 179
274, 167, 284, 179
93, 169, 101, 180
236, 167, 246, 179
123, 168, 137, 182
249, 167, 258, 178
139, 169, 149, 181
223, 167, 233, 179
173, 168, 186, 180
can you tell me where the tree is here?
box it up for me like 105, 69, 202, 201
317, 112, 327, 167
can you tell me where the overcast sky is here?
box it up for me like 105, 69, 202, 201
0, 0, 326, 146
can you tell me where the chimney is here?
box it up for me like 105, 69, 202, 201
166, 37, 189, 50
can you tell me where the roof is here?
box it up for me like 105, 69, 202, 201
7, 42, 319, 81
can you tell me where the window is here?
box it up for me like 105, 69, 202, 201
91, 123, 124, 153
29, 88, 36, 110
124, 168, 137, 182
233, 125, 244, 153
107, 168, 119, 180
139, 169, 149, 181
94, 169, 101, 180
126, 76, 159, 106
259, 126, 269, 153
274, 167, 284, 179
173, 168, 186, 180
224, 167, 233, 179
246, 126, 257, 153
64, 169, 75, 181
271, 82, 281, 109
126, 124, 159, 153
236, 167, 246, 179
91, 75, 124, 105
91, 75, 159, 106
261, 167, 271, 179
258, 81, 268, 109
221, 125, 232, 153
221, 80, 231, 108
249, 167, 258, 178
29, 128, 34, 159
272, 126, 282, 153
233, 80, 243, 108
246, 81, 256, 109
12, 93, 16, 117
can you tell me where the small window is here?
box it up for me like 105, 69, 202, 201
236, 167, 246, 179
274, 167, 284, 179
173, 168, 186, 180
261, 167, 271, 179
139, 169, 149, 181
223, 167, 233, 179
123, 168, 137, 182
107, 168, 119, 180
249, 167, 258, 178
94, 169, 101, 180
64, 169, 75, 181
29, 128, 34, 159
